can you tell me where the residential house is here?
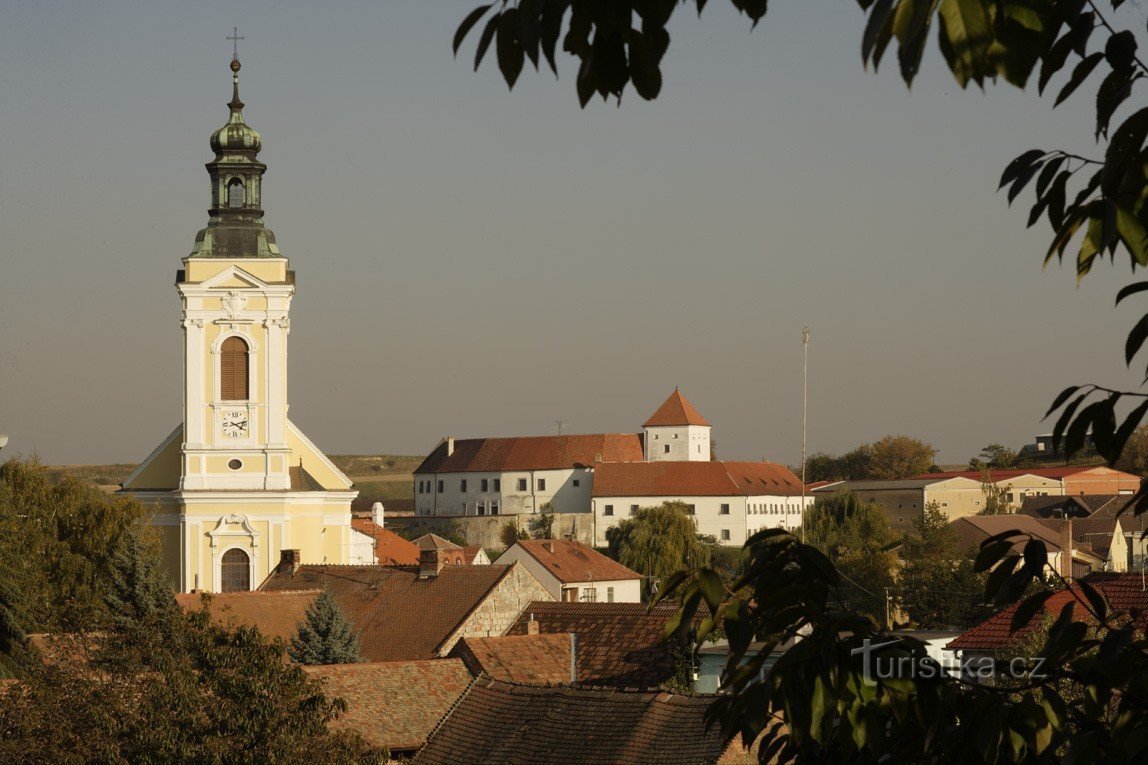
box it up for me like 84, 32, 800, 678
1037, 516, 1130, 572
592, 461, 809, 547
495, 538, 643, 602
350, 516, 420, 566
461, 546, 490, 565
303, 659, 473, 758
949, 515, 1106, 579
410, 679, 740, 765
504, 601, 690, 688
449, 632, 574, 684
258, 549, 552, 661
174, 589, 320, 641
812, 476, 986, 531
914, 466, 1139, 502
412, 534, 469, 566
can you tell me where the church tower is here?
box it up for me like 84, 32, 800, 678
120, 49, 357, 593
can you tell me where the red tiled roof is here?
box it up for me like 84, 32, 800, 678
411, 678, 729, 765
303, 660, 473, 752
947, 573, 1148, 651
507, 539, 642, 584
416, 433, 644, 474
505, 602, 685, 688
259, 564, 515, 661
351, 518, 421, 566
643, 389, 711, 427
174, 590, 320, 642
460, 546, 487, 564
592, 461, 803, 498
449, 633, 573, 684
415, 534, 463, 551
912, 466, 1122, 481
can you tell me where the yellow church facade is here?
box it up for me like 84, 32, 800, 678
120, 54, 356, 593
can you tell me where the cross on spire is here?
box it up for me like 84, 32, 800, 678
228, 27, 245, 60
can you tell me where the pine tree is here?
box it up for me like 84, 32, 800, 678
288, 590, 361, 665
102, 528, 176, 629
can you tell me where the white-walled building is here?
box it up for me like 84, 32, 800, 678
592, 461, 810, 547
495, 539, 643, 602
642, 389, 712, 461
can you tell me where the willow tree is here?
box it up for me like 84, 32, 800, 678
606, 501, 710, 591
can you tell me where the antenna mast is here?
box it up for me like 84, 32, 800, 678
801, 324, 810, 544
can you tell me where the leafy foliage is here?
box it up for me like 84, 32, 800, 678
804, 435, 935, 482
977, 442, 1021, 469
0, 609, 384, 763
499, 519, 529, 549
288, 590, 362, 666
899, 503, 992, 628
606, 501, 711, 591
528, 502, 557, 539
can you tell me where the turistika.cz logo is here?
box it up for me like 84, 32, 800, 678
850, 638, 1048, 685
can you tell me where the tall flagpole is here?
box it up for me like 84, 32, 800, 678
801, 325, 809, 544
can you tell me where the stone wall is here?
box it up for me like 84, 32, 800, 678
438, 561, 555, 655
387, 511, 594, 551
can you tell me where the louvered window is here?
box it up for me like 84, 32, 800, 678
227, 178, 245, 208
220, 336, 249, 400
220, 548, 251, 592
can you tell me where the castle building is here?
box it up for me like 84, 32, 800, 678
119, 54, 356, 593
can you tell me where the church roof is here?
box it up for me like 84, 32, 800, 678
415, 433, 643, 474
643, 389, 710, 428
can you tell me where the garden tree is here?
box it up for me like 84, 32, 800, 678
606, 501, 711, 589
804, 491, 900, 624
978, 442, 1020, 469
529, 502, 557, 538
499, 519, 529, 549
866, 434, 938, 480
101, 527, 176, 630
981, 477, 1014, 514
898, 502, 992, 628
289, 590, 362, 666
1115, 423, 1148, 475
0, 608, 383, 763
802, 445, 873, 483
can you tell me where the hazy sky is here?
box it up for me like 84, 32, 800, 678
2, 1, 1145, 466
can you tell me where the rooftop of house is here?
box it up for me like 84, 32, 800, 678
410, 678, 729, 765
415, 433, 644, 474
449, 633, 573, 685
948, 515, 1104, 564
259, 563, 518, 661
505, 601, 687, 688
174, 589, 320, 642
460, 546, 487, 564
642, 388, 711, 428
303, 659, 473, 753
592, 461, 804, 498
414, 533, 463, 551
350, 518, 421, 566
947, 573, 1148, 651
501, 539, 642, 584
1037, 516, 1125, 557
1019, 495, 1106, 519
912, 466, 1131, 482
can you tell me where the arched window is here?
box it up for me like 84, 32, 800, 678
227, 178, 245, 208
220, 336, 249, 400
220, 548, 251, 592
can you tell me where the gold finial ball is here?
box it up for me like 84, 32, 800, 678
230, 58, 241, 73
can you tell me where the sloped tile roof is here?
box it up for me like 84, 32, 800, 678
416, 433, 644, 474
506, 539, 642, 584
449, 634, 573, 684
174, 590, 320, 641
505, 602, 684, 688
643, 389, 711, 428
414, 534, 463, 551
350, 518, 421, 566
411, 678, 728, 765
303, 659, 473, 752
592, 461, 803, 498
260, 564, 514, 661
912, 466, 1132, 481
947, 573, 1148, 651
949, 515, 1067, 556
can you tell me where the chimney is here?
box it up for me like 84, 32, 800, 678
1061, 519, 1074, 580
570, 633, 578, 684
420, 547, 445, 577
279, 549, 301, 575
527, 615, 539, 635
545, 540, 555, 554
447, 436, 455, 456
371, 501, 385, 527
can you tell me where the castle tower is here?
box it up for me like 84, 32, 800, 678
120, 49, 356, 593
643, 389, 712, 462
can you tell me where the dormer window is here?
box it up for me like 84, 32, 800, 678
227, 178, 245, 208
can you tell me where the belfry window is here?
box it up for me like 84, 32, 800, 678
220, 548, 251, 592
220, 336, 249, 400
227, 178, 245, 208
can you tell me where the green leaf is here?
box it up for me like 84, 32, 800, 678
1112, 399, 1148, 461
1075, 579, 1108, 622
1065, 400, 1102, 457
454, 5, 492, 56
974, 539, 1012, 573
496, 9, 526, 89
1052, 392, 1089, 453
1045, 385, 1081, 417
697, 568, 725, 613
1095, 69, 1136, 139
1116, 208, 1148, 266
1054, 51, 1103, 107
999, 149, 1045, 190
1126, 313, 1148, 365
473, 12, 500, 71
939, 0, 993, 88
1116, 281, 1148, 305
1008, 160, 1043, 205
628, 29, 663, 100
862, 0, 896, 67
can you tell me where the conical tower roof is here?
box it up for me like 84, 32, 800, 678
643, 389, 711, 427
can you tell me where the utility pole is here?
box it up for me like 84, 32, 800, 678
800, 325, 810, 544
884, 586, 892, 630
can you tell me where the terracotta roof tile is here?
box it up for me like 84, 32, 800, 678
947, 573, 1148, 651
592, 461, 803, 498
260, 564, 514, 661
643, 389, 711, 428
507, 539, 641, 584
411, 678, 728, 765
303, 660, 473, 752
449, 633, 573, 684
416, 433, 643, 474
414, 534, 463, 551
350, 519, 421, 566
505, 602, 684, 688
174, 590, 320, 641
912, 467, 1133, 481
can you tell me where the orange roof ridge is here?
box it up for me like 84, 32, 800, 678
643, 389, 711, 428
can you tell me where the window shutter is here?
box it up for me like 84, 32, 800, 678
220, 337, 249, 400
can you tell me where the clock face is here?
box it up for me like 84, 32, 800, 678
221, 410, 249, 438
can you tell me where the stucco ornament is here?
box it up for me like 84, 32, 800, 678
222, 290, 248, 319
